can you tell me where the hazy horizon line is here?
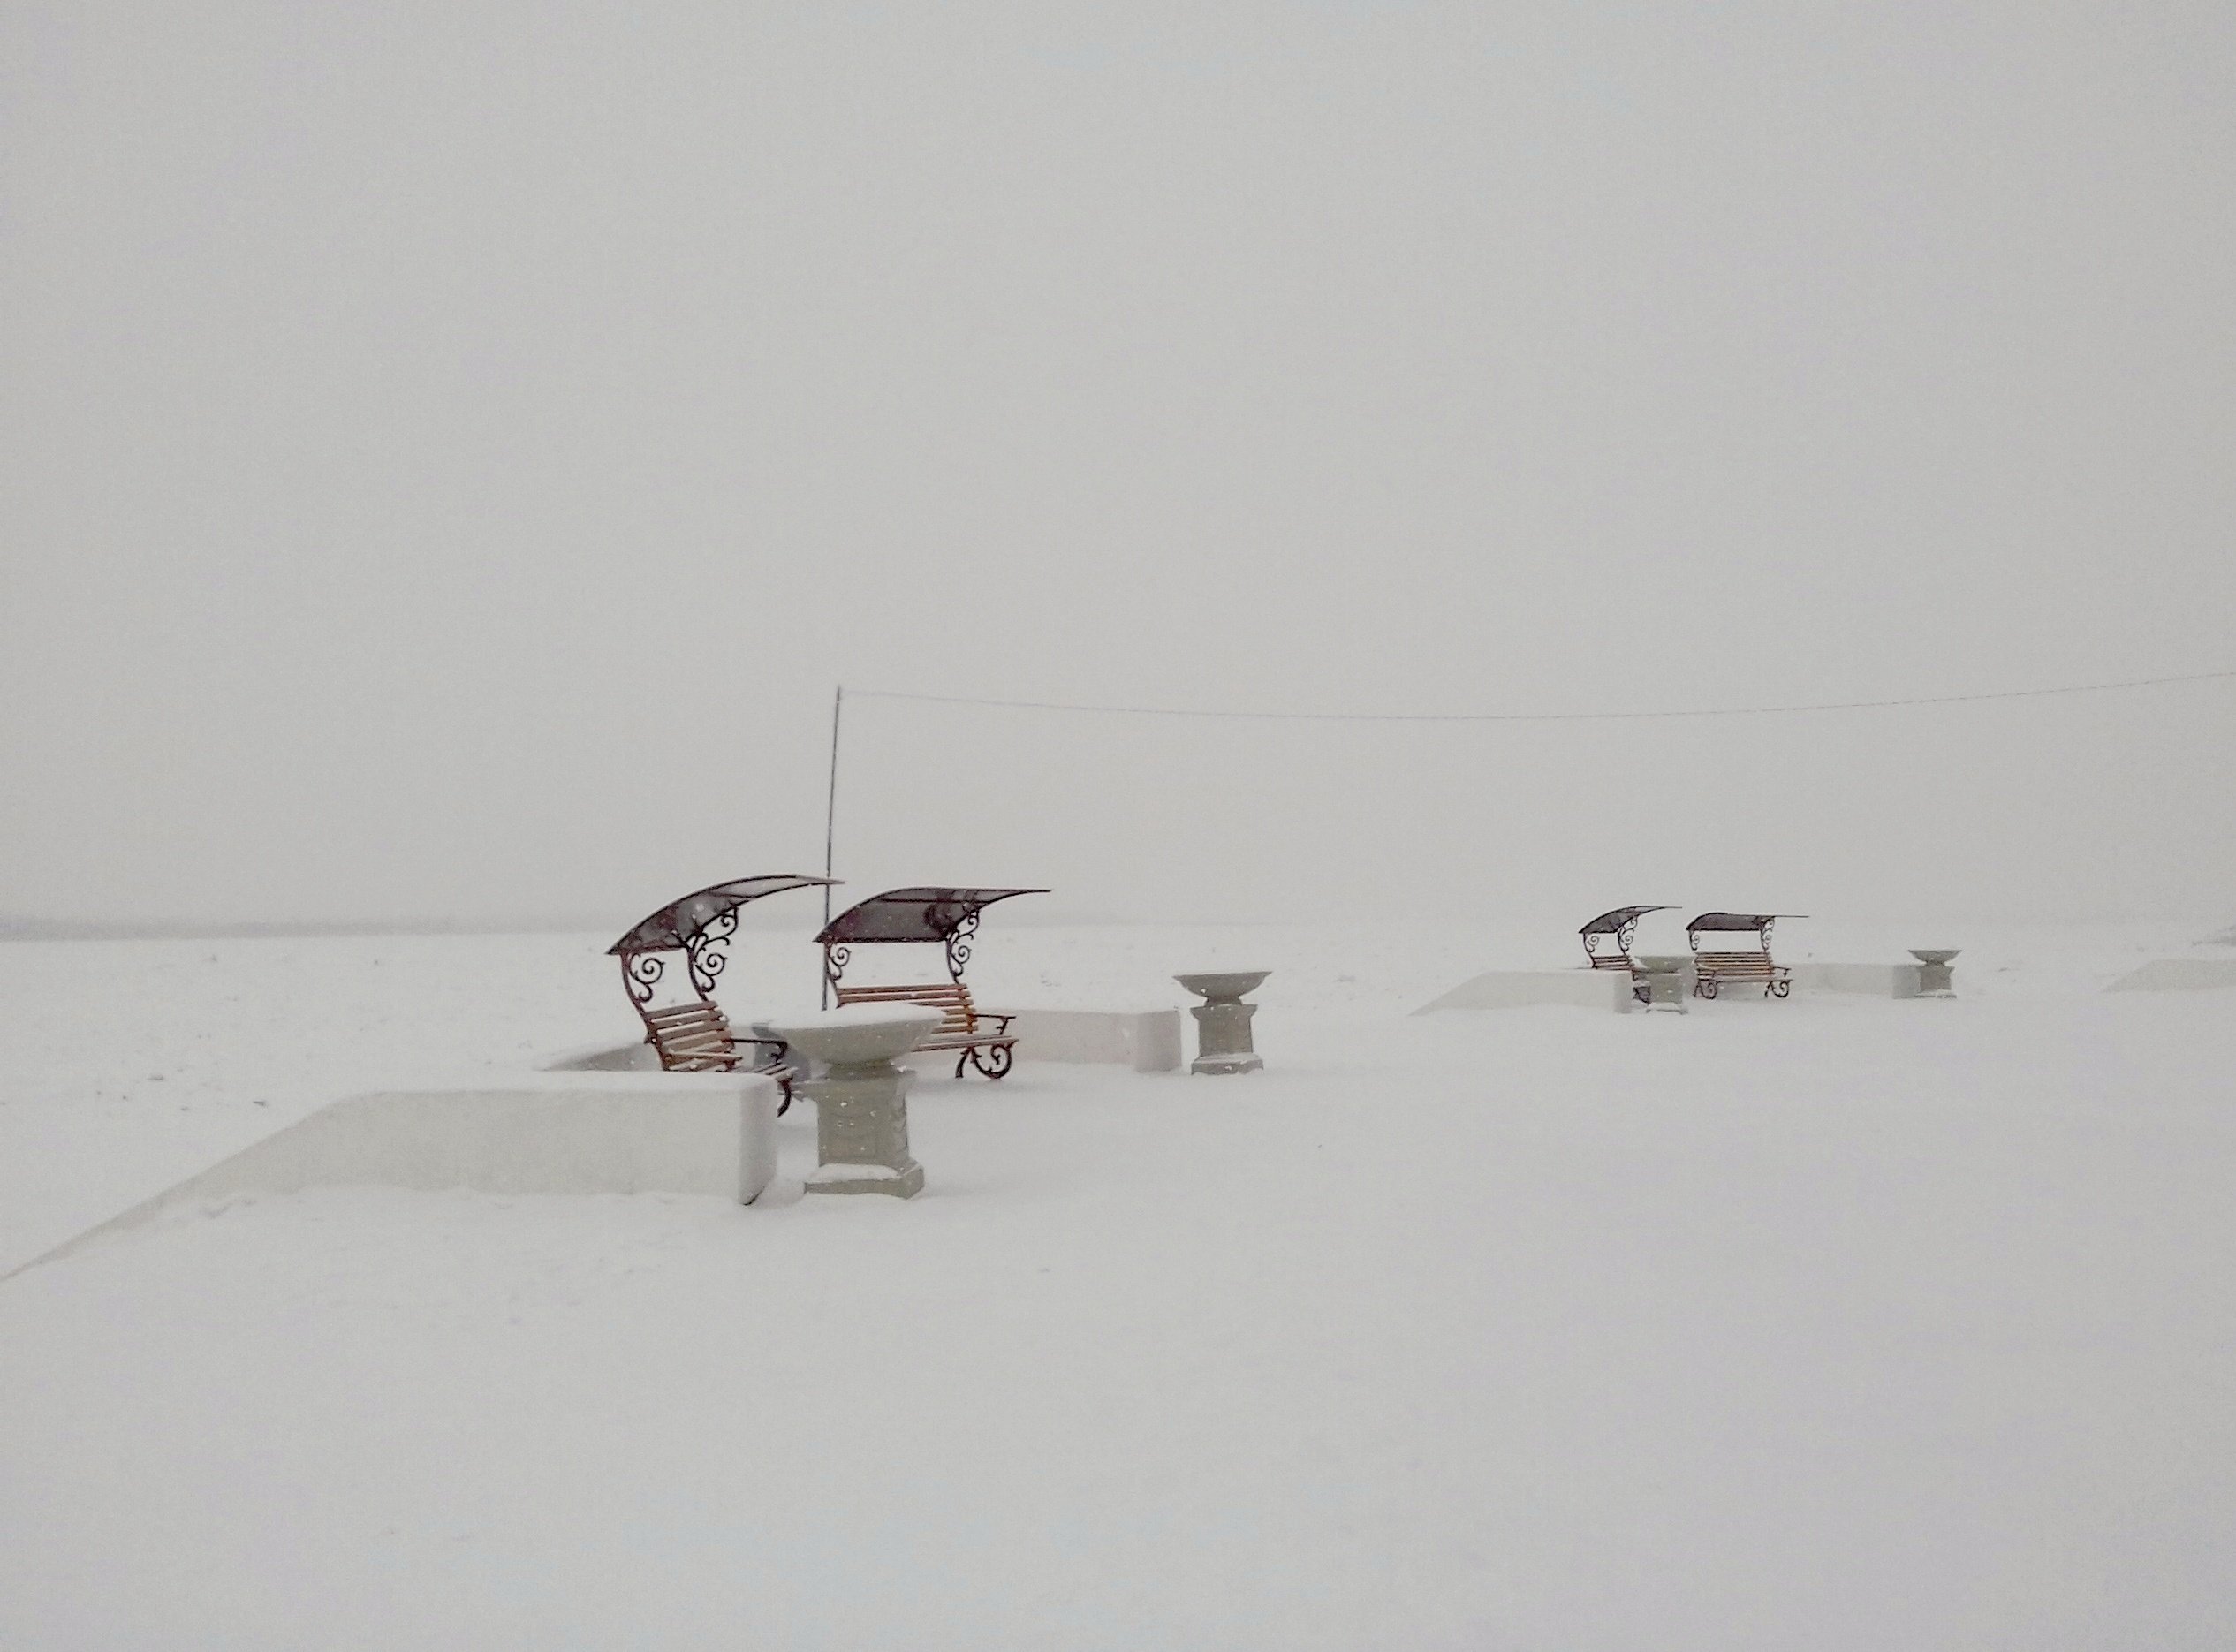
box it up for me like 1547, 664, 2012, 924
5, 906, 2226, 945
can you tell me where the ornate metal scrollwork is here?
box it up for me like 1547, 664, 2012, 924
967, 1042, 1014, 1080
944, 911, 980, 982
1616, 917, 1641, 953
622, 951, 666, 1006
685, 906, 739, 997
822, 943, 852, 989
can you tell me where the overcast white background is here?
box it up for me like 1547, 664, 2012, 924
4, 2, 2230, 932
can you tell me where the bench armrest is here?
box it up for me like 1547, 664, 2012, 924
976, 1012, 1017, 1035
734, 1035, 792, 1071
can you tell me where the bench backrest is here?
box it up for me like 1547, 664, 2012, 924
641, 998, 739, 1072
832, 981, 981, 1040
1694, 951, 1778, 975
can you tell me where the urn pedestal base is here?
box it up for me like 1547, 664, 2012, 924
805, 1159, 926, 1198
1633, 955, 1692, 1013
1910, 949, 1960, 999
800, 1066, 925, 1198
762, 1007, 942, 1201
1176, 973, 1270, 1076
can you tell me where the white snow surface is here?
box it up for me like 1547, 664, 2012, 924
805, 1160, 906, 1181
3, 921, 2232, 1648
776, 1002, 946, 1028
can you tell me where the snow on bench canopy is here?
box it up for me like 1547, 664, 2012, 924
816, 886, 1048, 983
815, 887, 1047, 947
1580, 906, 1675, 938
1686, 912, 1807, 945
610, 875, 841, 959
608, 874, 840, 1004
1579, 906, 1675, 966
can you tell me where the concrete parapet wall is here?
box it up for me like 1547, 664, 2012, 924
539, 1038, 661, 1072
549, 1011, 1188, 1076
11, 1072, 781, 1278
1415, 961, 1951, 1013
1414, 970, 1639, 1015
988, 1006, 1185, 1072
2107, 958, 2236, 992
1788, 963, 1924, 998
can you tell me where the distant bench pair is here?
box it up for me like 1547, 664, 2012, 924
1581, 906, 1797, 1001
611, 881, 1047, 1094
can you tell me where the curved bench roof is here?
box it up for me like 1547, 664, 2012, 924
1580, 906, 1675, 936
610, 875, 838, 957
1686, 911, 1806, 934
816, 887, 1047, 946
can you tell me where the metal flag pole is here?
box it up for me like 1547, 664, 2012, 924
821, 683, 843, 1008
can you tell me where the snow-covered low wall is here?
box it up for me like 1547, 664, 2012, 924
1788, 962, 1923, 998
1414, 970, 1640, 1015
2107, 958, 2236, 992
1415, 962, 1946, 1014
548, 1012, 1187, 1076
538, 1038, 662, 1072
988, 1007, 1185, 1072
11, 1072, 782, 1277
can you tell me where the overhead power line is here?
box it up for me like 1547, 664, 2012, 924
853, 668, 2236, 724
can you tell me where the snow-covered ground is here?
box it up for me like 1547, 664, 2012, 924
3, 921, 2232, 1648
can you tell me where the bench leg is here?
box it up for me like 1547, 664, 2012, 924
967, 1043, 1014, 1080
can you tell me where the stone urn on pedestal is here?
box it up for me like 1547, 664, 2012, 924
1632, 954, 1692, 1013
760, 1004, 943, 1198
1175, 971, 1270, 1074
1909, 949, 1960, 998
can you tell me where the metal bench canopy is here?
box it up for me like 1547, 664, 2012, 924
607, 874, 840, 1104
1580, 906, 1675, 959
1686, 912, 1804, 944
817, 886, 1047, 987
611, 874, 839, 1002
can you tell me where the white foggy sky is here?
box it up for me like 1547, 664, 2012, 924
3, 2, 2231, 931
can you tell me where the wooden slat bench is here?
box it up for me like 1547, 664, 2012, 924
830, 982, 1018, 1079
1691, 951, 1792, 1000
641, 999, 800, 1109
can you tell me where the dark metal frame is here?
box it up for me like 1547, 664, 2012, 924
815, 928, 978, 992
814, 887, 1046, 1079
815, 888, 1042, 989
609, 875, 840, 1104
966, 1040, 1014, 1080
1685, 912, 1801, 1000
1579, 906, 1674, 1004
